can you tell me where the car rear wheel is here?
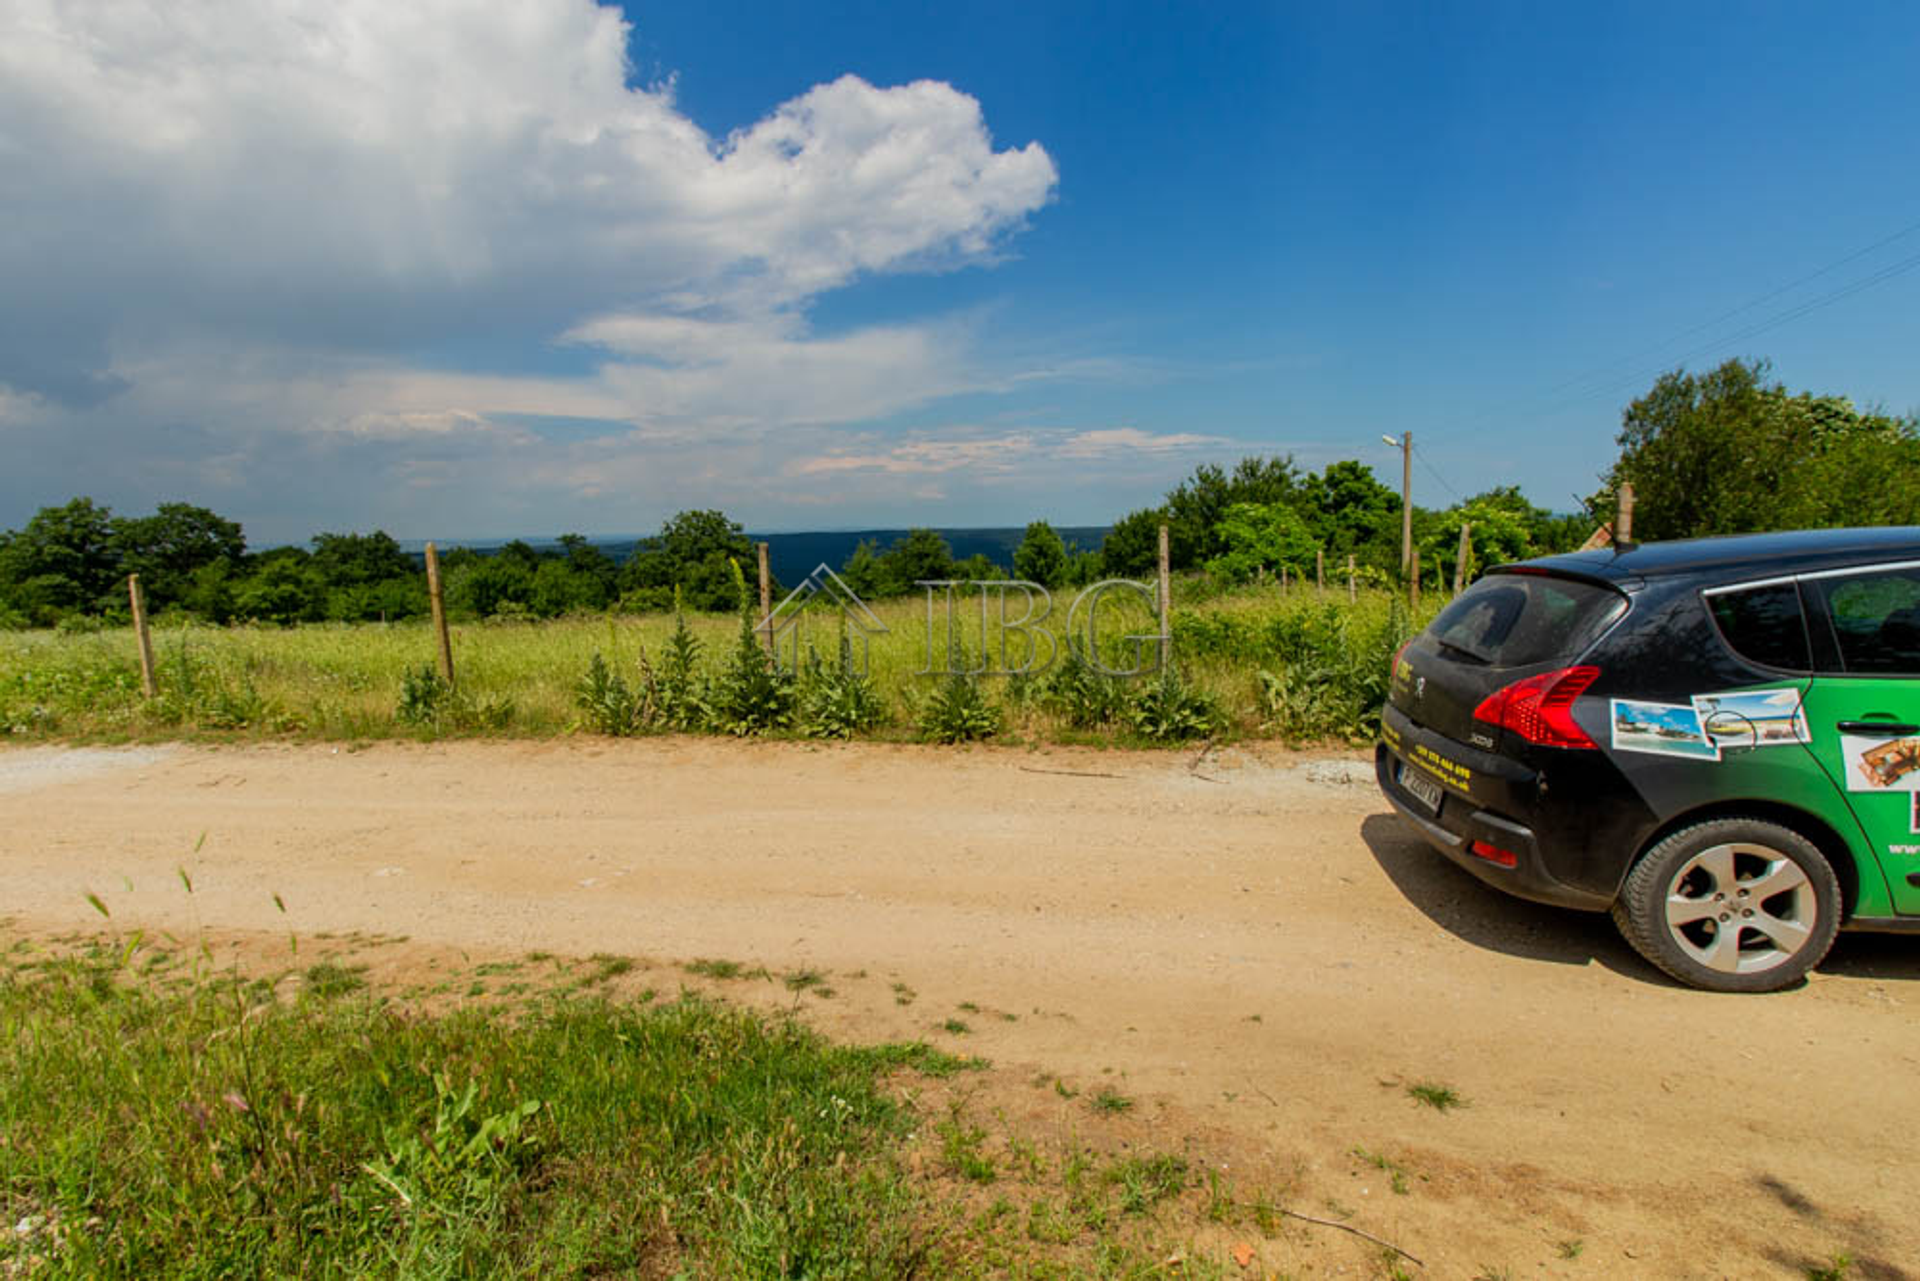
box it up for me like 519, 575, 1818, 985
1611, 818, 1840, 993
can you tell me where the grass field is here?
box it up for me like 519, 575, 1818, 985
0, 930, 1330, 1278
0, 585, 1444, 747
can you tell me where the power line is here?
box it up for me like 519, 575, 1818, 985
1412, 443, 1461, 502
1427, 215, 1920, 443
1526, 215, 1920, 409
1528, 244, 1920, 421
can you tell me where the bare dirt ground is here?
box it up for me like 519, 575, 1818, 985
3, 738, 1916, 1279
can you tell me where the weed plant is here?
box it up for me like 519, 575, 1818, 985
0, 584, 1442, 746
0, 946, 934, 1276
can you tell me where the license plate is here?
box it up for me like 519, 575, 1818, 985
1398, 763, 1444, 814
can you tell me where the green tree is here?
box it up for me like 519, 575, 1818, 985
1419, 487, 1543, 584
1597, 358, 1920, 540
1012, 520, 1069, 588
839, 539, 886, 598
310, 530, 414, 589
1164, 457, 1301, 568
0, 497, 120, 615
112, 503, 246, 610
1099, 507, 1165, 577
622, 510, 756, 611
1205, 502, 1317, 583
233, 552, 324, 625
1299, 461, 1398, 570
875, 528, 955, 596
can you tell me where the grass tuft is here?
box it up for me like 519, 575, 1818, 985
1406, 1081, 1467, 1112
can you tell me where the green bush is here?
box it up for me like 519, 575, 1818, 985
394, 663, 514, 734
1126, 666, 1219, 742
919, 669, 999, 743
396, 662, 452, 726
650, 602, 708, 731
797, 633, 887, 739
705, 565, 794, 736
573, 652, 646, 736
1041, 638, 1128, 729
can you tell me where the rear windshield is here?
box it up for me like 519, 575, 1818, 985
1426, 573, 1627, 668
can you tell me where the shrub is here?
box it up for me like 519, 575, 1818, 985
574, 652, 646, 736
1126, 665, 1219, 742
919, 669, 999, 743
1041, 638, 1128, 728
797, 632, 887, 739
396, 662, 451, 726
394, 663, 514, 734
652, 599, 708, 731
705, 564, 794, 736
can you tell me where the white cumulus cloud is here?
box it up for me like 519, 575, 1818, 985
0, 0, 1060, 533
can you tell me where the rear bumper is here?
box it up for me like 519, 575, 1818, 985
1375, 742, 1612, 912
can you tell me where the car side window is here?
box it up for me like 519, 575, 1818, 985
1808, 568, 1920, 675
1706, 582, 1811, 672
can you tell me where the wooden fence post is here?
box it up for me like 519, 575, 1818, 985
1316, 547, 1325, 596
1280, 565, 1289, 593
1453, 523, 1470, 594
128, 574, 157, 699
1347, 553, 1357, 604
424, 542, 454, 686
1157, 523, 1171, 671
1616, 483, 1636, 544
757, 542, 773, 655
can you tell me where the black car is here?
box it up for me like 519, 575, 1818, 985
1377, 526, 1920, 992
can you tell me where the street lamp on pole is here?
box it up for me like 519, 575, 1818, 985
1383, 433, 1411, 575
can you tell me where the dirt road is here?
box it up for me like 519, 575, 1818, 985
4, 739, 1916, 1277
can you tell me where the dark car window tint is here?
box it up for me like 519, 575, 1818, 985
1810, 569, 1920, 675
1707, 583, 1810, 671
1428, 574, 1625, 667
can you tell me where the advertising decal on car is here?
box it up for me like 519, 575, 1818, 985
1407, 742, 1472, 793
1612, 686, 1814, 762
1610, 699, 1720, 760
1691, 688, 1811, 749
1843, 734, 1920, 791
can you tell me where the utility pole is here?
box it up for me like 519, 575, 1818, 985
1401, 431, 1413, 576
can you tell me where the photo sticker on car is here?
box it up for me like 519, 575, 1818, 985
1843, 734, 1920, 791
1610, 699, 1720, 760
1692, 688, 1811, 750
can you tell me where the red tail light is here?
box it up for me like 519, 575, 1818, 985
1469, 840, 1519, 868
1473, 665, 1600, 749
1391, 639, 1412, 682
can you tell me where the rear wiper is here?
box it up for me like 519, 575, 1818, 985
1435, 639, 1490, 665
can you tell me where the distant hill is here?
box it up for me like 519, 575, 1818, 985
400, 527, 1111, 586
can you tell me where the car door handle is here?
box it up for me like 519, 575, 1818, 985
1836, 720, 1920, 735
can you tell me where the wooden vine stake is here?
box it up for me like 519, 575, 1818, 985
128, 574, 158, 699
1316, 547, 1325, 596
757, 542, 773, 656
1453, 523, 1470, 594
1616, 482, 1636, 543
424, 542, 454, 686
1157, 523, 1171, 672
1347, 553, 1357, 604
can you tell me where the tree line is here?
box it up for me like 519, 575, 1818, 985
3, 357, 1913, 629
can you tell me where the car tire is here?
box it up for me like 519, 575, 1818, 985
1611, 817, 1840, 993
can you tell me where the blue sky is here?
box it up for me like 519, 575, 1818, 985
4, 1, 1918, 544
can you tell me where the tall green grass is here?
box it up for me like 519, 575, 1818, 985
0, 937, 1342, 1278
0, 947, 935, 1276
0, 585, 1443, 746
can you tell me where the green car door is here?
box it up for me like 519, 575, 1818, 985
1798, 564, 1920, 917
